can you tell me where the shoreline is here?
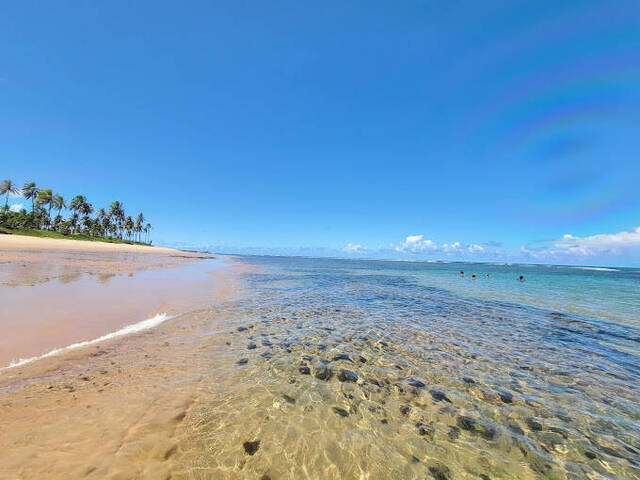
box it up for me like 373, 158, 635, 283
0, 235, 224, 368
0, 248, 251, 478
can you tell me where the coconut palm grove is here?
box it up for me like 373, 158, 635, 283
0, 179, 153, 244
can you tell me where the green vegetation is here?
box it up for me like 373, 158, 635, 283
0, 179, 153, 245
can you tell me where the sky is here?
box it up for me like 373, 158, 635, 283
1, 1, 639, 266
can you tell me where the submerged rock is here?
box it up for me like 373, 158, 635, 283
447, 426, 460, 440
282, 394, 296, 404
457, 415, 477, 432
416, 422, 435, 439
430, 390, 452, 403
332, 353, 352, 362
407, 379, 425, 388
584, 450, 598, 459
400, 405, 412, 416
526, 417, 543, 432
508, 424, 525, 436
337, 369, 358, 383
499, 391, 514, 403
332, 407, 349, 417
462, 376, 475, 384
428, 462, 452, 480
314, 366, 332, 381
247, 342, 257, 350
243, 440, 260, 455
299, 366, 311, 375
237, 358, 249, 365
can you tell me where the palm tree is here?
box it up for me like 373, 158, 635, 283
69, 195, 92, 233
108, 201, 125, 238
52, 194, 66, 217
124, 216, 134, 240
95, 208, 106, 237
1, 179, 20, 210
22, 181, 38, 213
79, 200, 93, 234
135, 212, 144, 242
36, 189, 53, 226
70, 212, 79, 233
144, 223, 152, 244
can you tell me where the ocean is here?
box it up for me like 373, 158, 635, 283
177, 254, 640, 478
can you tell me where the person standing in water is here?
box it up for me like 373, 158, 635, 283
460, 271, 465, 277
519, 275, 525, 282
471, 274, 477, 280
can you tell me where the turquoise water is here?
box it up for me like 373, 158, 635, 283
184, 255, 639, 478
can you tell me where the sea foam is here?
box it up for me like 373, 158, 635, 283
3, 313, 172, 370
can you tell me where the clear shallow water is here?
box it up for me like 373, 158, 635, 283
178, 255, 640, 479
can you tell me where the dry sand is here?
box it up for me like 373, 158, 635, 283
0, 234, 182, 253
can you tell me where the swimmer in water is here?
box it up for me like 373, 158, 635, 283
487, 273, 492, 278
519, 275, 525, 282
460, 271, 465, 277
471, 274, 477, 280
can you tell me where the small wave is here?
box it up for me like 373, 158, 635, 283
572, 266, 619, 272
3, 313, 172, 370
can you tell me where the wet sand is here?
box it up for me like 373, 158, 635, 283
0, 236, 251, 479
0, 236, 221, 367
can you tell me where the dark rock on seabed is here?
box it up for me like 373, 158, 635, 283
243, 440, 260, 455
430, 390, 452, 403
237, 358, 249, 365
332, 353, 351, 362
526, 417, 543, 431
457, 415, 477, 432
337, 369, 358, 383
499, 391, 514, 403
332, 407, 349, 417
428, 462, 452, 480
407, 379, 426, 388
298, 366, 311, 375
314, 366, 332, 381
416, 422, 435, 439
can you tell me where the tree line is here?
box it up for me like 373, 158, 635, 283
0, 179, 153, 244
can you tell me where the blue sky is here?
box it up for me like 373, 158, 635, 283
2, 1, 639, 266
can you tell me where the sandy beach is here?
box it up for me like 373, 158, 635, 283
0, 235, 250, 479
0, 234, 180, 253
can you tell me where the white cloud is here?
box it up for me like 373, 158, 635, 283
467, 243, 484, 253
395, 234, 437, 253
9, 203, 24, 212
522, 226, 640, 259
395, 235, 490, 256
442, 241, 461, 252
343, 243, 366, 253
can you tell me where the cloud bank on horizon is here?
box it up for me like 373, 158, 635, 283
339, 226, 640, 266
162, 225, 640, 267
